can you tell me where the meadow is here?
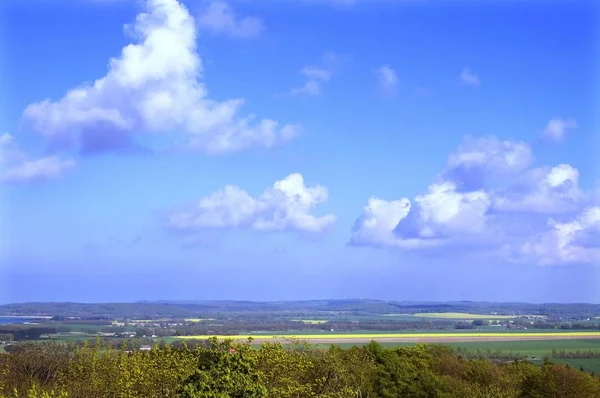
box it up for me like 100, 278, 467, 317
413, 312, 523, 319
552, 358, 600, 373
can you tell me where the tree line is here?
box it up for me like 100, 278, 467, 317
1, 338, 600, 398
0, 328, 57, 341
551, 349, 600, 359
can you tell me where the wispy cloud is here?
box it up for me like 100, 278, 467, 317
541, 118, 577, 143
375, 65, 398, 96
197, 1, 264, 39
288, 52, 341, 97
0, 133, 75, 184
290, 67, 332, 96
459, 67, 481, 86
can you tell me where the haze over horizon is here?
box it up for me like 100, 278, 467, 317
1, 0, 598, 304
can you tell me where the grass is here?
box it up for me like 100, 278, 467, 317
444, 339, 600, 357
129, 319, 170, 323
53, 323, 109, 332
172, 331, 600, 340
43, 333, 99, 342
380, 314, 425, 321
552, 358, 600, 373
414, 313, 518, 320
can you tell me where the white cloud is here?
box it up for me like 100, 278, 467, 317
290, 67, 332, 96
0, 133, 75, 184
352, 182, 491, 249
23, 0, 298, 155
493, 164, 585, 214
443, 136, 534, 190
410, 182, 491, 237
289, 53, 340, 97
520, 207, 600, 266
2, 157, 76, 184
197, 1, 264, 39
446, 136, 533, 174
459, 68, 480, 86
350, 197, 422, 249
351, 135, 598, 266
0, 133, 26, 166
375, 65, 398, 96
542, 118, 577, 142
166, 173, 336, 236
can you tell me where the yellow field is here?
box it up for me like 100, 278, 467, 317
414, 313, 517, 319
185, 318, 215, 322
173, 332, 600, 340
291, 320, 328, 324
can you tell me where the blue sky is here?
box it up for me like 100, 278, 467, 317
1, 0, 598, 303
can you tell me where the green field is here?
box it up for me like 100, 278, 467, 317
43, 333, 101, 341
165, 335, 600, 372
53, 323, 109, 332
444, 339, 600, 357
552, 358, 600, 373
130, 319, 170, 323
285, 339, 600, 374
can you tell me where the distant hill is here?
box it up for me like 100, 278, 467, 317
1, 299, 599, 319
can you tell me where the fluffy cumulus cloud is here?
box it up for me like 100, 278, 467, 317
520, 207, 600, 266
442, 136, 533, 189
375, 65, 398, 96
23, 0, 298, 155
0, 133, 75, 184
166, 173, 336, 237
351, 136, 598, 266
197, 1, 264, 38
541, 118, 577, 142
493, 164, 586, 214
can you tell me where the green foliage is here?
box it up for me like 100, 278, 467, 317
178, 338, 266, 398
0, 335, 13, 343
1, 339, 600, 397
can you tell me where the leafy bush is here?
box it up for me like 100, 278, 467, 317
1, 339, 599, 397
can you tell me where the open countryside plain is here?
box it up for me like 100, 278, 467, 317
174, 331, 600, 344
411, 313, 543, 320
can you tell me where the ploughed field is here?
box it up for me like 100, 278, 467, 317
174, 331, 600, 344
